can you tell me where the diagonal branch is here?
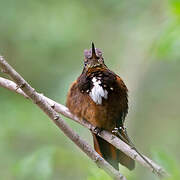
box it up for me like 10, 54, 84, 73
0, 56, 126, 180
0, 56, 169, 179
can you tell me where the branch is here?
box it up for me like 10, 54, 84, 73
0, 56, 169, 179
0, 56, 126, 180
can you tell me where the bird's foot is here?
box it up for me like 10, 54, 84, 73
93, 127, 103, 136
112, 126, 124, 135
112, 126, 131, 145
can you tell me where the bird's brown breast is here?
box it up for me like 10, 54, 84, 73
66, 69, 128, 130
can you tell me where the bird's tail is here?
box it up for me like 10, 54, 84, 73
92, 133, 135, 170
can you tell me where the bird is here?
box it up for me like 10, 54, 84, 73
66, 43, 135, 170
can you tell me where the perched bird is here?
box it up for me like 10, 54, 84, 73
66, 43, 135, 170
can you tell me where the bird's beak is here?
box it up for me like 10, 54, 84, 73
91, 42, 98, 59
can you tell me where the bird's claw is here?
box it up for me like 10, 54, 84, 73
112, 127, 119, 134
94, 127, 102, 135
112, 126, 124, 134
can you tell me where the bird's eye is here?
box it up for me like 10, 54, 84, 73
84, 61, 88, 66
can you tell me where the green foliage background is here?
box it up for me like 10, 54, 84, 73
0, 0, 180, 179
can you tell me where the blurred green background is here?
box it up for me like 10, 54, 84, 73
0, 0, 180, 180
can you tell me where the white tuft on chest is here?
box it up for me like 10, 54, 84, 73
89, 77, 108, 105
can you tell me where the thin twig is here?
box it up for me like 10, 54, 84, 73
0, 76, 169, 179
0, 57, 169, 179
0, 77, 28, 98
0, 56, 126, 180
0, 77, 169, 179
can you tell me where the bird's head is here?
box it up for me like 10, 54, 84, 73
83, 43, 106, 73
